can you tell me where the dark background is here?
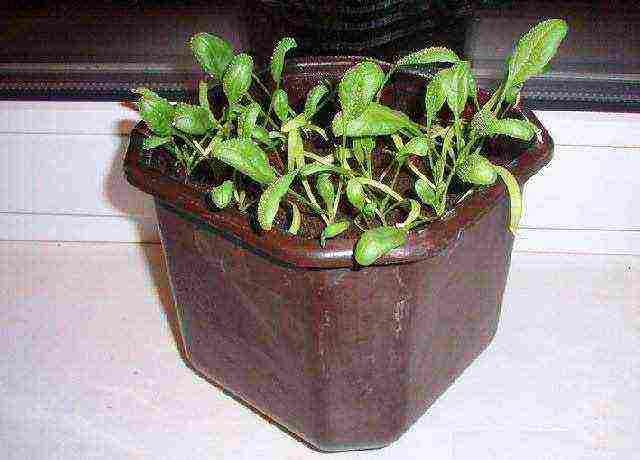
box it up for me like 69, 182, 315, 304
0, 0, 638, 111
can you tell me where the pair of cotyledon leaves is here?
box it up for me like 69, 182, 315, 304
333, 47, 471, 139
332, 60, 421, 138
135, 87, 216, 155
190, 34, 298, 104
190, 33, 252, 105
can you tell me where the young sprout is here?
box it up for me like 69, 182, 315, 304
134, 20, 568, 266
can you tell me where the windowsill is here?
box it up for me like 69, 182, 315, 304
2, 241, 638, 457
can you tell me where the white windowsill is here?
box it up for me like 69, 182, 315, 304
2, 241, 638, 459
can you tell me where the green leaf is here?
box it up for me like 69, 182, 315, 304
189, 33, 234, 80
354, 226, 407, 266
338, 61, 385, 120
470, 109, 497, 137
464, 62, 478, 103
287, 128, 303, 173
210, 180, 234, 209
352, 142, 365, 165
270, 37, 297, 86
353, 136, 375, 156
424, 77, 446, 129
415, 179, 437, 206
134, 88, 174, 137
439, 127, 454, 181
456, 153, 497, 186
452, 62, 472, 113
288, 202, 301, 235
238, 102, 262, 138
299, 162, 347, 177
397, 136, 430, 161
143, 135, 171, 150
391, 133, 404, 151
223, 53, 253, 104
234, 188, 246, 207
362, 201, 377, 219
304, 124, 328, 140
405, 136, 431, 155
396, 46, 460, 67
320, 220, 349, 247
336, 147, 351, 169
316, 173, 335, 211
437, 62, 470, 117
493, 118, 537, 141
507, 19, 568, 87
272, 89, 291, 123
212, 138, 277, 184
173, 103, 213, 135
357, 177, 404, 202
353, 136, 375, 175
435, 154, 446, 185
198, 80, 210, 110
268, 130, 287, 141
251, 126, 273, 146
504, 84, 522, 105
397, 199, 421, 228
281, 113, 307, 133
494, 165, 522, 234
346, 178, 366, 211
434, 182, 447, 216
257, 172, 297, 230
304, 84, 329, 120
226, 103, 244, 119
332, 102, 419, 137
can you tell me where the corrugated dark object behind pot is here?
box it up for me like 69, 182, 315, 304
260, 0, 474, 58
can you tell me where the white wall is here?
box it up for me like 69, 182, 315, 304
519, 111, 640, 254
1, 101, 639, 254
0, 102, 158, 242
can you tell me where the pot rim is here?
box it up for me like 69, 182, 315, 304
124, 56, 554, 269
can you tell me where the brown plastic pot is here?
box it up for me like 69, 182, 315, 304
124, 57, 553, 452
